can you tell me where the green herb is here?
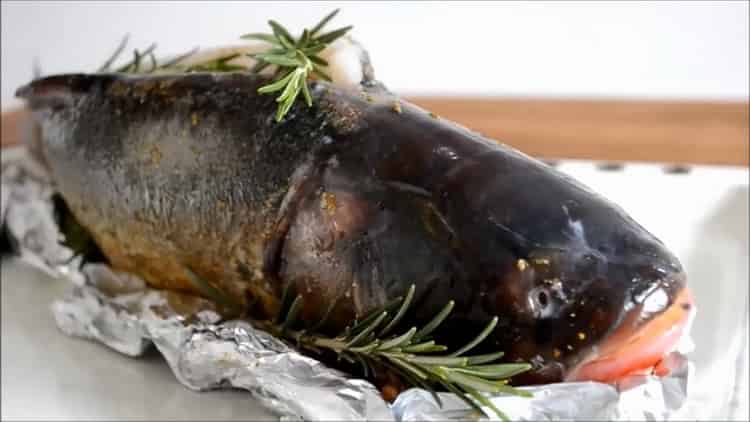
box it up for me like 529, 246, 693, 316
98, 34, 131, 72
183, 53, 245, 72
97, 35, 200, 74
115, 43, 157, 73
241, 9, 352, 121
253, 284, 532, 420
99, 9, 350, 122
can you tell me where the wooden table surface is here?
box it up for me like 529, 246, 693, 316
3, 98, 748, 166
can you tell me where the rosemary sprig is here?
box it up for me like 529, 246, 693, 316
241, 9, 352, 121
253, 284, 532, 420
97, 9, 349, 122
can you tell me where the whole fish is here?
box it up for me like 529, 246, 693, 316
15, 69, 693, 385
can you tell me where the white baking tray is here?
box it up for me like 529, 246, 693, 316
2, 160, 748, 420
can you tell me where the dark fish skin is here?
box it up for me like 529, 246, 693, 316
17, 72, 687, 384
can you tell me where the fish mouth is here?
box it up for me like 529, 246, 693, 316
565, 285, 695, 383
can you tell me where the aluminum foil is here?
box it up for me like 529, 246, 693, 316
1, 145, 692, 421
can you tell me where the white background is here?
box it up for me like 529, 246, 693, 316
2, 0, 748, 109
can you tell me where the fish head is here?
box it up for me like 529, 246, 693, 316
325, 100, 696, 385
503, 219, 693, 384
441, 150, 695, 384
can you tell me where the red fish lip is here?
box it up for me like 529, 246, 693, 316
565, 287, 695, 383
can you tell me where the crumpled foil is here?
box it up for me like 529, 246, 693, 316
1, 146, 693, 421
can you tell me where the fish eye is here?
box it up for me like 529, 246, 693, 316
537, 290, 549, 307
529, 286, 555, 318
